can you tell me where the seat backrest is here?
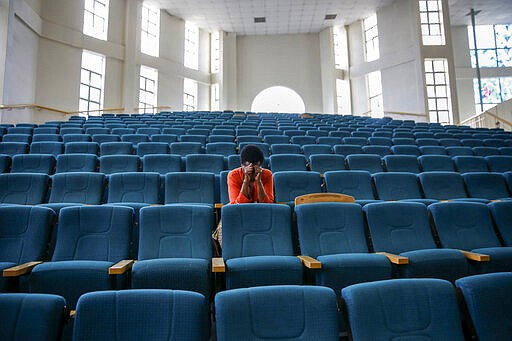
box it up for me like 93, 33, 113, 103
439, 138, 462, 147
390, 145, 421, 156
30, 141, 64, 156
372, 172, 423, 200
180, 134, 207, 146
151, 134, 178, 144
62, 134, 91, 143
185, 154, 225, 173
0, 205, 55, 264
342, 279, 465, 341
99, 142, 134, 156
0, 142, 29, 156
333, 144, 363, 156
55, 154, 98, 173
11, 154, 55, 174
74, 289, 208, 341
473, 146, 500, 157
455, 272, 512, 341
273, 171, 322, 203
142, 154, 181, 174
169, 142, 203, 156
415, 138, 439, 146
342, 137, 367, 146
462, 172, 510, 199
215, 285, 339, 341
309, 154, 345, 173
486, 156, 512, 173
296, 202, 368, 257
383, 155, 420, 173
418, 171, 467, 199
91, 134, 120, 144
121, 134, 149, 145
428, 202, 501, 250
0, 154, 11, 173
49, 172, 105, 204
221, 203, 293, 259
302, 144, 332, 158
32, 134, 62, 142
0, 293, 66, 341
107, 172, 160, 204
52, 205, 133, 261
419, 146, 447, 155
364, 202, 437, 253
324, 170, 376, 200
164, 172, 215, 205
64, 141, 99, 155
488, 201, 512, 246
205, 142, 236, 156
418, 155, 455, 172
269, 154, 307, 172
453, 156, 488, 173
446, 146, 474, 156
138, 205, 213, 260
346, 154, 383, 174
136, 142, 169, 156
270, 144, 301, 155
0, 173, 49, 204
99, 155, 140, 174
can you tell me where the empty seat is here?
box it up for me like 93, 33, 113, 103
215, 286, 339, 341
32, 134, 61, 142
302, 144, 332, 158
453, 156, 488, 173
29, 205, 134, 309
64, 141, 99, 155
488, 201, 512, 246
391, 145, 421, 156
418, 171, 488, 203
461, 138, 484, 147
362, 145, 391, 157
3, 134, 31, 143
309, 154, 345, 173
169, 142, 203, 156
136, 142, 169, 156
473, 146, 501, 157
342, 279, 465, 340
0, 154, 11, 173
333, 144, 363, 156
0, 293, 66, 340
456, 272, 512, 341
439, 138, 462, 147
418, 155, 455, 172
100, 142, 134, 156
121, 134, 149, 146
55, 154, 97, 173
164, 172, 215, 205
91, 134, 120, 144
269, 154, 307, 172
346, 154, 383, 174
0, 173, 49, 204
45, 172, 105, 207
236, 135, 261, 144
142, 154, 181, 174
290, 136, 316, 146
205, 142, 236, 156
0, 206, 56, 292
131, 205, 213, 298
463, 172, 511, 200
85, 127, 109, 135
393, 132, 415, 139
383, 155, 420, 173
29, 141, 63, 156
11, 154, 55, 174
270, 143, 301, 155
59, 128, 83, 135
484, 138, 506, 148
34, 127, 59, 134
372, 172, 436, 205
186, 154, 225, 174
162, 127, 186, 136
99, 155, 140, 174
316, 136, 342, 147
0, 142, 29, 156
392, 137, 416, 146
180, 134, 207, 146
219, 204, 303, 289
107, 172, 161, 206
364, 202, 468, 281
263, 135, 290, 145
368, 137, 393, 146
273, 171, 322, 204
62, 134, 91, 143
136, 127, 160, 136
446, 146, 474, 156
419, 146, 447, 155
499, 147, 512, 156
324, 170, 379, 205
342, 137, 367, 146
151, 134, 178, 143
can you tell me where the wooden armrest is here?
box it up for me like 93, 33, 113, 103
214, 203, 223, 209
212, 257, 226, 272
297, 255, 322, 269
376, 252, 409, 265
295, 193, 355, 206
109, 260, 134, 275
459, 250, 490, 262
3, 261, 42, 277
70, 310, 76, 318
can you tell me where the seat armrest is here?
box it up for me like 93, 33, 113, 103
3, 261, 42, 277
376, 252, 409, 265
212, 257, 226, 272
295, 193, 355, 205
459, 250, 490, 262
297, 255, 322, 269
214, 203, 223, 209
109, 260, 135, 275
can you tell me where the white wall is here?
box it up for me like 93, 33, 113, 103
236, 33, 323, 113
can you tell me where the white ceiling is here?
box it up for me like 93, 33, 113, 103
146, 0, 512, 35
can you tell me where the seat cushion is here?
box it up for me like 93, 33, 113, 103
471, 247, 512, 273
399, 249, 469, 282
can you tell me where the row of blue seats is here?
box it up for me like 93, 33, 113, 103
1, 151, 511, 175
1, 170, 511, 207
3, 273, 511, 341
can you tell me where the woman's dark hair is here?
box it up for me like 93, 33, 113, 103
240, 144, 264, 165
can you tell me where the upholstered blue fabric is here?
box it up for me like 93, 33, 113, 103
364, 202, 469, 281
29, 205, 133, 308
273, 171, 322, 203
11, 154, 55, 174
99, 142, 134, 155
0, 154, 10, 173
419, 146, 447, 155
317, 137, 342, 146
216, 285, 339, 341
342, 279, 465, 341
309, 154, 345, 173
0, 142, 29, 156
333, 144, 363, 156
484, 138, 506, 148
48, 172, 105, 204
0, 173, 49, 204
263, 135, 290, 145
486, 155, 512, 173
151, 134, 178, 143
446, 146, 474, 156
418, 172, 489, 203
92, 134, 119, 144
135, 142, 169, 156
205, 142, 237, 156
463, 172, 511, 200
270, 143, 301, 155
391, 145, 422, 156
418, 155, 455, 171
64, 141, 99, 154
270, 154, 307, 173
185, 154, 225, 173
488, 201, 512, 246
453, 156, 488, 173
372, 172, 435, 204
170, 142, 203, 156
99, 155, 139, 174
180, 134, 207, 146
416, 138, 439, 146
461, 138, 484, 147
142, 154, 181, 174
164, 172, 215, 205
473, 146, 501, 157
291, 136, 317, 146
343, 137, 367, 146
346, 154, 383, 174
107, 172, 160, 204
121, 134, 149, 146
324, 170, 379, 204
237, 135, 262, 144
3, 133, 31, 143
74, 289, 208, 341
383, 155, 420, 173
30, 141, 64, 156
368, 137, 392, 146
55, 154, 97, 173
0, 293, 66, 341
302, 144, 332, 158
456, 272, 512, 341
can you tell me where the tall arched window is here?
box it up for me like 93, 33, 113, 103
251, 86, 306, 113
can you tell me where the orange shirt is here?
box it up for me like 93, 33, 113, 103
227, 167, 274, 204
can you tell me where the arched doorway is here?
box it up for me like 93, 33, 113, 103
251, 86, 306, 113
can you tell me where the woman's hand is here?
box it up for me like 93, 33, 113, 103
254, 165, 263, 182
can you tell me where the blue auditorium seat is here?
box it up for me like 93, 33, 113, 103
333, 144, 363, 156
29, 205, 134, 309
309, 154, 345, 173
62, 134, 91, 143
185, 154, 225, 174
150, 134, 178, 143
180, 134, 207, 146
0, 293, 66, 341
273, 171, 322, 204
0, 173, 49, 204
107, 172, 161, 206
428, 202, 512, 273
220, 204, 303, 289
372, 172, 436, 205
342, 137, 367, 146
418, 171, 488, 203
99, 155, 139, 174
342, 279, 465, 341
169, 142, 203, 156
55, 154, 97, 173
483, 138, 506, 148
2, 134, 32, 143
136, 142, 169, 156
488, 201, 512, 246
215, 286, 339, 341
302, 144, 332, 158
74, 289, 208, 341
121, 134, 149, 146
390, 145, 421, 156
0, 154, 10, 173
131, 205, 213, 299
499, 147, 512, 156
29, 141, 64, 156
324, 170, 379, 205
64, 141, 99, 155
164, 172, 215, 205
32, 134, 61, 142
142, 154, 181, 174
263, 135, 290, 145
368, 137, 393, 146
383, 155, 420, 173
0, 206, 55, 292
100, 142, 134, 155
418, 155, 455, 172
270, 143, 301, 155
461, 138, 484, 147
317, 136, 342, 146
136, 127, 160, 136
205, 142, 237, 156
456, 272, 512, 341
346, 154, 383, 174
439, 138, 462, 147
392, 137, 416, 146
269, 154, 308, 172
236, 135, 261, 144
34, 127, 59, 134
446, 146, 474, 156
162, 127, 186, 136
462, 172, 511, 200
10, 154, 55, 174
453, 156, 488, 173
59, 128, 83, 135
290, 136, 316, 146
473, 146, 500, 156
91, 134, 120, 144
85, 127, 109, 135
364, 202, 468, 281
419, 145, 447, 155
0, 142, 29, 156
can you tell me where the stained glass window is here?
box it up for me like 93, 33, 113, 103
468, 25, 512, 68
474, 77, 512, 113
